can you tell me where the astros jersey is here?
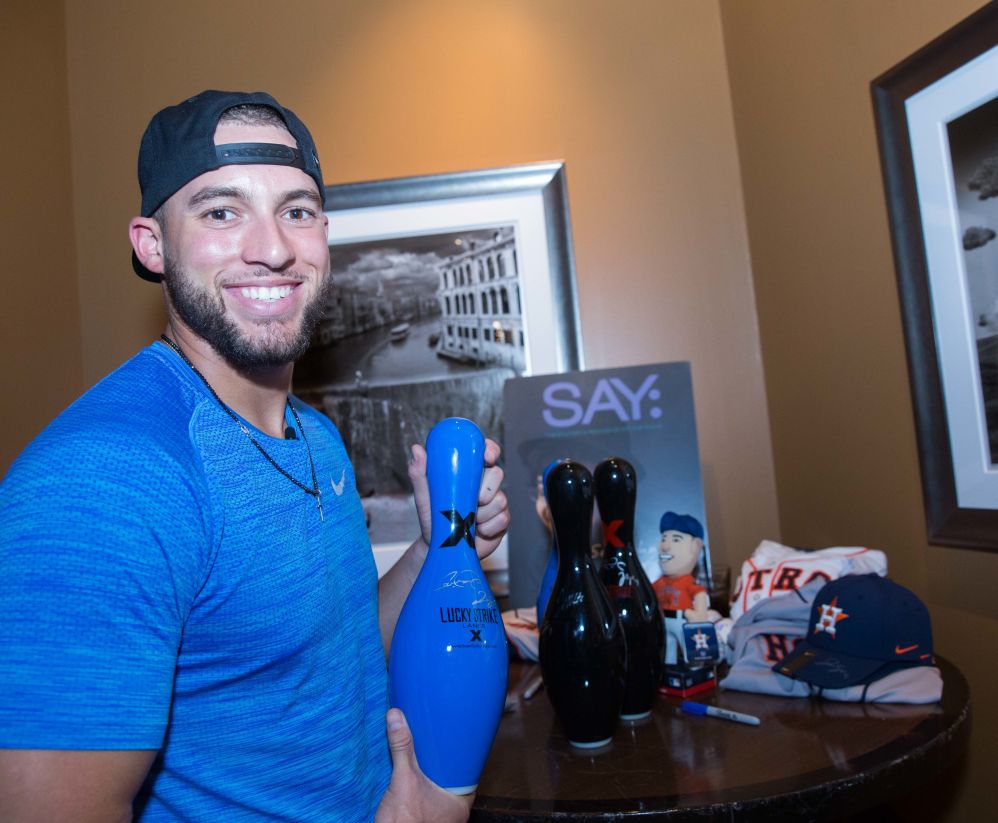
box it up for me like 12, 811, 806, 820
729, 540, 887, 621
721, 579, 942, 703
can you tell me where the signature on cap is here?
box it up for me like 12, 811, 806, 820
813, 657, 850, 680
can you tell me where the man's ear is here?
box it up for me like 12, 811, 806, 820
129, 216, 166, 276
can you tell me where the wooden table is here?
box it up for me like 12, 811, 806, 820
471, 658, 970, 822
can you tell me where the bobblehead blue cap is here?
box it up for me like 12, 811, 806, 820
659, 511, 704, 539
132, 89, 325, 283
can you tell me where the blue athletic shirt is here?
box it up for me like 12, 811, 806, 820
0, 342, 392, 821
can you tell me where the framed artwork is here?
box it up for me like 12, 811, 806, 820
872, 3, 998, 551
293, 162, 583, 571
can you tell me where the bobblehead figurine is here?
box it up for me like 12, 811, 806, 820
653, 512, 715, 666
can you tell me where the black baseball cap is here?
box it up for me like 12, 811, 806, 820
132, 90, 325, 282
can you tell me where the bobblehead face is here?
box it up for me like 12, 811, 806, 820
658, 530, 703, 577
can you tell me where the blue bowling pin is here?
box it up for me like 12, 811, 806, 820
388, 417, 509, 794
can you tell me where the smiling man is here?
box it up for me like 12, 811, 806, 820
0, 90, 509, 823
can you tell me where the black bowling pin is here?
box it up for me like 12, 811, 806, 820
595, 457, 665, 719
539, 460, 627, 748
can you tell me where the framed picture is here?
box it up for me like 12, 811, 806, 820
293, 162, 584, 571
872, 4, 998, 551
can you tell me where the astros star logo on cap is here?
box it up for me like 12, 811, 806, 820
814, 596, 849, 637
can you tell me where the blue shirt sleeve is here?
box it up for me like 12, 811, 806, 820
0, 411, 216, 750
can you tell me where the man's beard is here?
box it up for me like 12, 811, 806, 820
163, 255, 333, 370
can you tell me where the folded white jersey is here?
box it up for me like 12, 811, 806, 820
502, 607, 540, 661
720, 579, 941, 704
729, 540, 887, 622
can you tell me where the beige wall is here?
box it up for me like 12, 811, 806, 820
0, 1, 82, 469
55, 0, 779, 567
720, 0, 996, 818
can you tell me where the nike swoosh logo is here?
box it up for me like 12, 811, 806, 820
330, 470, 345, 496
895, 644, 919, 655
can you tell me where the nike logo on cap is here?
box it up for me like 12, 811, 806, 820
895, 644, 919, 655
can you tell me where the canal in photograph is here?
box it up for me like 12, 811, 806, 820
295, 317, 479, 389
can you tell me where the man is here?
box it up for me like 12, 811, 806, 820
0, 90, 509, 822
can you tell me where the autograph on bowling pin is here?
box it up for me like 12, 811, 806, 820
605, 556, 638, 587
436, 570, 490, 605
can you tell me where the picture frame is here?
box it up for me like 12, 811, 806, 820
872, 3, 998, 552
293, 162, 584, 572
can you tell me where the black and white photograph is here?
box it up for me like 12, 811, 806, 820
292, 163, 583, 562
294, 225, 525, 545
873, 5, 998, 550
948, 96, 998, 466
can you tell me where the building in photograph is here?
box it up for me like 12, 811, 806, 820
436, 227, 525, 372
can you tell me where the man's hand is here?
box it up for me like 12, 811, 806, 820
408, 438, 509, 561
374, 709, 473, 823
380, 438, 510, 654
684, 590, 712, 623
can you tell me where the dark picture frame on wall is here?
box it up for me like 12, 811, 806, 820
293, 162, 583, 571
872, 3, 998, 552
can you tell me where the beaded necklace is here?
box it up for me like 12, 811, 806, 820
160, 334, 324, 521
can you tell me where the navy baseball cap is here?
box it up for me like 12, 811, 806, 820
132, 89, 325, 282
659, 511, 704, 539
774, 574, 934, 688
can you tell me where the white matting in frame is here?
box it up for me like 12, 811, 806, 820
907, 43, 998, 510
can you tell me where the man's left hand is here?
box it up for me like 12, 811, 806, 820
408, 438, 509, 561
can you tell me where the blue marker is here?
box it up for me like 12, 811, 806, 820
681, 700, 760, 726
